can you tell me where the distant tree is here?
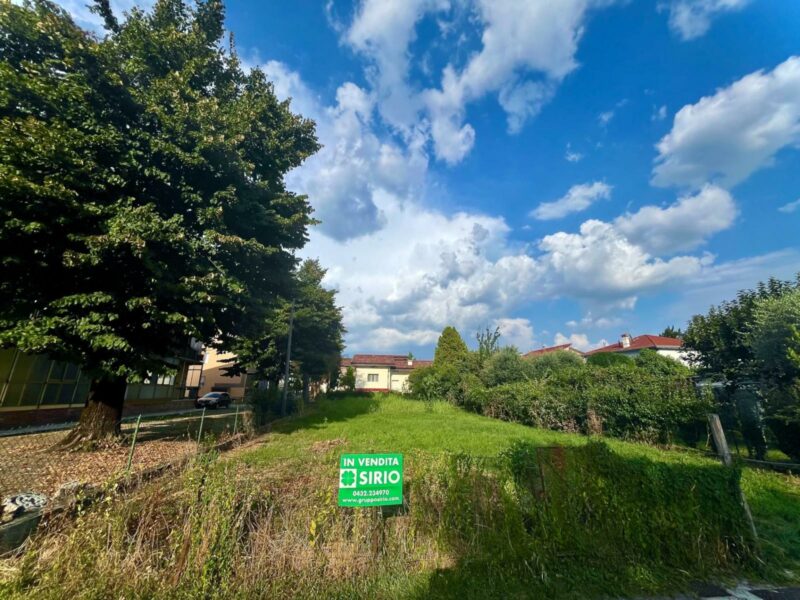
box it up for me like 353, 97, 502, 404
227, 260, 345, 411
434, 326, 469, 368
0, 0, 317, 444
476, 326, 501, 366
683, 275, 800, 381
341, 366, 356, 392
749, 289, 800, 384
660, 326, 684, 339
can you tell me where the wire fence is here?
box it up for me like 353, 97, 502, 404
0, 407, 251, 501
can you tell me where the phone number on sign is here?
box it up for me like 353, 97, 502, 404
351, 490, 391, 497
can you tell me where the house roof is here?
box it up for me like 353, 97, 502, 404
524, 343, 583, 358
349, 354, 433, 370
585, 335, 683, 355
340, 357, 352, 368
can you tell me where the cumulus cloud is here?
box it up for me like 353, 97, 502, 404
261, 61, 429, 241
653, 56, 800, 188
531, 181, 612, 220
663, 0, 750, 41
494, 318, 535, 350
553, 332, 607, 352
615, 185, 737, 254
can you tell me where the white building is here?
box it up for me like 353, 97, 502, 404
585, 333, 688, 364
340, 355, 433, 393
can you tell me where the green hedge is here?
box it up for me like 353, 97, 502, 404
467, 365, 707, 442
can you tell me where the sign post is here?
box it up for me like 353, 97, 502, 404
338, 453, 403, 508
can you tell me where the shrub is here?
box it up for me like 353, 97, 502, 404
408, 365, 443, 402
586, 352, 633, 367
525, 350, 585, 377
340, 366, 356, 391
482, 347, 531, 387
473, 364, 707, 442
634, 348, 692, 377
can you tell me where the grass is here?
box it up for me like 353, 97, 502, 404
3, 394, 798, 599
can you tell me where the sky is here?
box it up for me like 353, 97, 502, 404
59, 0, 800, 356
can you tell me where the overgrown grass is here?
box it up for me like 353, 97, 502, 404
2, 394, 798, 599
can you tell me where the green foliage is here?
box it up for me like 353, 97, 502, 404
749, 289, 800, 384
474, 325, 501, 368
660, 326, 684, 338
340, 366, 356, 392
414, 442, 754, 598
477, 364, 707, 442
433, 326, 469, 368
481, 346, 530, 387
0, 0, 317, 383
634, 348, 692, 377
586, 352, 632, 367
683, 275, 800, 381
408, 365, 444, 402
525, 349, 585, 377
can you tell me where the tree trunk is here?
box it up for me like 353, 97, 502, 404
59, 376, 127, 449
302, 374, 310, 409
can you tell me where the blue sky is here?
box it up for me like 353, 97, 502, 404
61, 0, 800, 356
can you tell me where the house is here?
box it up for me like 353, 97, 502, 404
196, 347, 249, 401
341, 355, 433, 393
585, 333, 687, 363
524, 343, 585, 359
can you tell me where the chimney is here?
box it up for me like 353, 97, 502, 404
407, 358, 413, 367
620, 333, 632, 348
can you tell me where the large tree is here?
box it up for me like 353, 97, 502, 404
433, 326, 469, 368
0, 0, 318, 443
682, 276, 800, 382
226, 259, 345, 414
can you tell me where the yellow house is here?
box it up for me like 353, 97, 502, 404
342, 355, 432, 393
197, 347, 249, 401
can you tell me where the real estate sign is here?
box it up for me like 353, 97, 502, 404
338, 453, 403, 507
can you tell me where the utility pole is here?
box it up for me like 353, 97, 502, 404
281, 300, 295, 417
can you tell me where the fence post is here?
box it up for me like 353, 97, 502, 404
707, 414, 758, 541
233, 404, 239, 436
126, 414, 142, 474
197, 407, 206, 448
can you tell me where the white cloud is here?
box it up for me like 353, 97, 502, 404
531, 181, 612, 221
615, 185, 737, 254
553, 332, 607, 351
493, 318, 535, 350
566, 313, 623, 329
261, 61, 429, 241
537, 220, 705, 308
778, 199, 800, 214
653, 56, 800, 188
663, 0, 750, 41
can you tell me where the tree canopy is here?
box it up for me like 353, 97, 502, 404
0, 0, 318, 439
434, 326, 469, 368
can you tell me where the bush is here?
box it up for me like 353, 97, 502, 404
525, 350, 585, 377
408, 365, 443, 402
475, 364, 707, 442
482, 347, 531, 387
634, 348, 692, 377
586, 352, 633, 367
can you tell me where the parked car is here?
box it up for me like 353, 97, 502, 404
195, 392, 232, 409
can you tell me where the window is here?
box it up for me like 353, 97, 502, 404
367, 374, 379, 383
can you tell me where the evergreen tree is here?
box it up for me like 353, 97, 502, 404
434, 326, 469, 367
0, 0, 318, 443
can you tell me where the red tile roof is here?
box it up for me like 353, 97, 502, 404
585, 335, 683, 355
524, 343, 584, 358
350, 354, 432, 369
340, 357, 352, 368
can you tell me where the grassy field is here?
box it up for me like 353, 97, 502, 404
3, 394, 799, 599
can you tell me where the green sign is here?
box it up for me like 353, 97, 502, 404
338, 453, 404, 507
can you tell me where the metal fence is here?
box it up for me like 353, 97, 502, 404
0, 408, 250, 501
